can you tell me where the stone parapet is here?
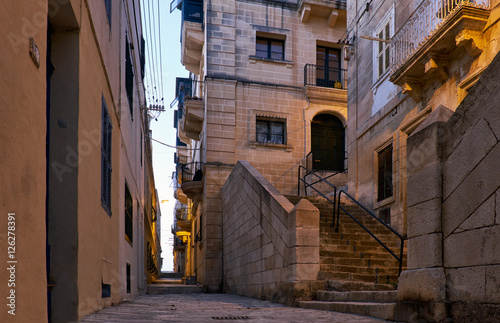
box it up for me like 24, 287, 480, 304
222, 161, 320, 305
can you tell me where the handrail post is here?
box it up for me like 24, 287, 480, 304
399, 237, 404, 275
297, 166, 300, 196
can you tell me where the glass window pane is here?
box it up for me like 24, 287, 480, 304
256, 38, 268, 58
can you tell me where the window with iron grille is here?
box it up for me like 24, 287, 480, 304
101, 97, 112, 216
125, 35, 134, 120
256, 117, 286, 144
256, 37, 284, 60
377, 144, 393, 201
125, 183, 133, 244
104, 0, 112, 26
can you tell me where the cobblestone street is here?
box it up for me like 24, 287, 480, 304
80, 293, 387, 322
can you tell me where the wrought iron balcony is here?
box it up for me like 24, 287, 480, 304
304, 64, 347, 89
390, 0, 490, 100
180, 162, 204, 202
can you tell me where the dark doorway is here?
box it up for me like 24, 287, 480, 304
311, 114, 345, 171
316, 46, 341, 88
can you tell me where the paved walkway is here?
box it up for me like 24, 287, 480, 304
80, 293, 386, 322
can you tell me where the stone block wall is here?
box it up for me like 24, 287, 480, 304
222, 161, 321, 305
398, 52, 500, 322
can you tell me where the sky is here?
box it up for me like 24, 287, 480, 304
142, 1, 188, 272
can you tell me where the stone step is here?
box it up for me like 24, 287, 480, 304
318, 271, 397, 284
316, 290, 397, 303
320, 264, 401, 275
152, 278, 183, 285
320, 256, 398, 268
326, 280, 396, 291
159, 272, 183, 279
146, 284, 204, 294
298, 301, 396, 321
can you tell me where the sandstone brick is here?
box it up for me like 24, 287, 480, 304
446, 266, 486, 303
407, 233, 442, 269
397, 268, 446, 302
406, 164, 442, 208
456, 193, 495, 233
407, 198, 441, 238
486, 265, 500, 304
443, 225, 500, 267
443, 119, 497, 199
442, 143, 500, 236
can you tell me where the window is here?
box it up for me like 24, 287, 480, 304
256, 117, 286, 144
125, 183, 133, 244
377, 22, 391, 77
101, 97, 112, 216
377, 144, 393, 201
101, 282, 111, 298
126, 263, 131, 294
104, 0, 112, 26
256, 37, 284, 60
125, 35, 134, 119
373, 4, 394, 82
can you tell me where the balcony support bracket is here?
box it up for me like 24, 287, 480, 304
329, 10, 339, 28
301, 4, 311, 23
424, 55, 449, 82
456, 29, 484, 58
401, 77, 422, 103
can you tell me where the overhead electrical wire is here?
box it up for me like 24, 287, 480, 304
146, 136, 201, 150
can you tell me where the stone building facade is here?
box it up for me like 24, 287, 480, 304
0, 1, 161, 322
172, 0, 349, 291
346, 0, 499, 234
347, 0, 500, 320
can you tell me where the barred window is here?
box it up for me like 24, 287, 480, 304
256, 117, 286, 145
125, 183, 133, 244
101, 97, 112, 216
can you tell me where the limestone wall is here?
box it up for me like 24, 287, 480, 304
398, 51, 500, 322
221, 161, 321, 305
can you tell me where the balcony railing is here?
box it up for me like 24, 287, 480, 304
304, 64, 347, 90
391, 0, 489, 73
180, 161, 204, 184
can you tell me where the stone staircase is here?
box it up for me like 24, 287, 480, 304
146, 272, 204, 294
286, 195, 407, 320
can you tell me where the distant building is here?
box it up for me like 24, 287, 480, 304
0, 1, 161, 322
171, 0, 348, 291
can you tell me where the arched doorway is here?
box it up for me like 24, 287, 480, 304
311, 114, 345, 171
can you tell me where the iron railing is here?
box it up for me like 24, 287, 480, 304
304, 64, 347, 89
296, 162, 406, 276
336, 190, 406, 275
391, 0, 490, 73
180, 161, 204, 184
297, 165, 337, 225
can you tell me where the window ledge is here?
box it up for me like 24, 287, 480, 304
374, 195, 394, 209
249, 56, 293, 68
248, 141, 293, 151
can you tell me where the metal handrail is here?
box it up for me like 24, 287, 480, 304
297, 165, 337, 225
337, 189, 406, 275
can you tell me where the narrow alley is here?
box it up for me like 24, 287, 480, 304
80, 293, 386, 323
